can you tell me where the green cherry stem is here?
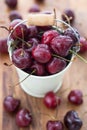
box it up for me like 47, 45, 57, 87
69, 50, 87, 64
52, 53, 72, 62
9, 69, 36, 88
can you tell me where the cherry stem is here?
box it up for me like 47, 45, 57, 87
16, 36, 31, 47
9, 69, 36, 88
52, 53, 72, 62
0, 26, 9, 32
70, 50, 87, 63
37, 112, 56, 120
55, 99, 59, 119
62, 13, 71, 25
3, 62, 13, 66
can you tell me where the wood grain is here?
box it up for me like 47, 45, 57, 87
0, 0, 87, 130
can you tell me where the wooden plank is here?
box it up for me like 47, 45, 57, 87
0, 0, 87, 130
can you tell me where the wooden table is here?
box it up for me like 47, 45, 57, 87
0, 0, 87, 130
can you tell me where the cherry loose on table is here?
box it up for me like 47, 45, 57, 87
62, 9, 75, 24
64, 110, 83, 130
5, 0, 17, 9
0, 38, 8, 53
16, 108, 32, 127
68, 90, 83, 105
47, 120, 64, 130
3, 95, 20, 113
9, 11, 22, 21
44, 91, 61, 109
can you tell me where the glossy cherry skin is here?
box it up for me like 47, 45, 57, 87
44, 91, 61, 109
46, 57, 66, 74
28, 26, 38, 38
9, 19, 28, 39
32, 44, 51, 63
47, 120, 64, 130
79, 37, 87, 53
0, 38, 8, 53
3, 95, 20, 113
25, 38, 39, 53
50, 35, 73, 57
62, 9, 75, 24
12, 48, 32, 69
5, 0, 17, 9
9, 11, 22, 21
64, 110, 83, 130
41, 30, 59, 45
64, 28, 80, 44
68, 90, 83, 105
16, 108, 32, 127
30, 62, 45, 76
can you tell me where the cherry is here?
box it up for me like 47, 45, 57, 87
3, 95, 20, 113
30, 62, 45, 76
47, 120, 64, 130
5, 0, 17, 9
41, 30, 59, 45
37, 26, 52, 32
68, 90, 83, 105
28, 26, 38, 38
64, 110, 83, 130
16, 108, 32, 127
28, 4, 40, 13
32, 44, 51, 63
79, 37, 87, 53
12, 48, 32, 69
64, 28, 80, 44
46, 57, 66, 74
9, 19, 28, 39
0, 38, 8, 53
44, 91, 61, 109
50, 35, 73, 57
62, 9, 75, 24
35, 0, 44, 3
9, 11, 22, 21
25, 38, 39, 53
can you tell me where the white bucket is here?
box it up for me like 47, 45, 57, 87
8, 40, 73, 97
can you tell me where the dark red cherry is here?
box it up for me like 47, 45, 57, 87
62, 9, 75, 24
32, 44, 51, 63
35, 0, 44, 3
3, 95, 20, 113
0, 38, 8, 53
50, 35, 73, 57
79, 37, 87, 53
46, 57, 66, 74
47, 120, 64, 130
41, 30, 59, 45
25, 38, 39, 53
9, 11, 22, 21
68, 90, 83, 105
5, 0, 17, 9
28, 4, 40, 13
44, 91, 61, 109
9, 19, 28, 39
16, 108, 32, 127
30, 62, 45, 76
64, 28, 80, 44
12, 48, 32, 69
28, 26, 38, 38
64, 110, 83, 130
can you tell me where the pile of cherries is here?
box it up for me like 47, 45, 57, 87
3, 89, 83, 129
8, 18, 81, 76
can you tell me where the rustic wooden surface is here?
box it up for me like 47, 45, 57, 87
0, 0, 87, 130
